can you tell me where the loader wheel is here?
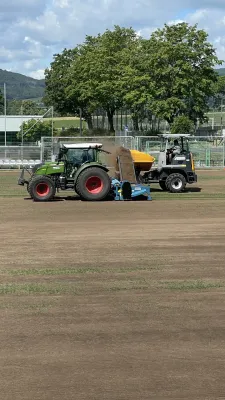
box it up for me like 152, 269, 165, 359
166, 173, 186, 193
159, 181, 167, 191
28, 175, 56, 202
76, 167, 111, 201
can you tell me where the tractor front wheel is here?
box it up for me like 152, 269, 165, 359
76, 167, 111, 201
28, 175, 56, 202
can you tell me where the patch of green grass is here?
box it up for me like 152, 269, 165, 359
196, 175, 225, 180
0, 279, 150, 296
163, 280, 223, 291
5, 265, 157, 276
0, 283, 70, 295
1, 170, 225, 200
44, 117, 87, 129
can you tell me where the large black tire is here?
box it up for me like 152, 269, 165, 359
27, 176, 35, 198
76, 167, 111, 201
159, 181, 167, 191
166, 173, 186, 193
74, 182, 81, 197
28, 175, 56, 202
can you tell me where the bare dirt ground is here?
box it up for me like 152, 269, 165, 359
1, 170, 225, 399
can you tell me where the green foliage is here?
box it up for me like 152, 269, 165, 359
7, 99, 44, 115
45, 26, 140, 131
44, 49, 78, 115
0, 69, 45, 100
44, 23, 222, 131
171, 115, 195, 134
17, 119, 55, 142
72, 26, 139, 131
20, 100, 44, 115
216, 76, 225, 95
141, 22, 222, 124
211, 76, 225, 111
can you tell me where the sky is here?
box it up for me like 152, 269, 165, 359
1, 0, 225, 80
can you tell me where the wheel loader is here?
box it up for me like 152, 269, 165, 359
134, 134, 197, 192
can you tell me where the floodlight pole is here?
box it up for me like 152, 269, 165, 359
21, 103, 24, 161
4, 83, 6, 146
79, 107, 82, 136
221, 97, 223, 135
51, 106, 54, 160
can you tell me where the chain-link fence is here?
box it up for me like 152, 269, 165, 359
0, 135, 225, 169
134, 136, 225, 168
40, 136, 134, 162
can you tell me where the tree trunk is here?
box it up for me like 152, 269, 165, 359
85, 114, 93, 130
107, 109, 115, 132
132, 114, 139, 131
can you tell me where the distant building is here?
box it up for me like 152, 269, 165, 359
0, 115, 43, 145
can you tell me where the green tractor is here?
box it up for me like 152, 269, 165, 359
18, 143, 112, 201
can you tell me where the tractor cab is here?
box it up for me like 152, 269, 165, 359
57, 143, 104, 177
57, 143, 103, 165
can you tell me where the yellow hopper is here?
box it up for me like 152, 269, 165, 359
130, 150, 155, 171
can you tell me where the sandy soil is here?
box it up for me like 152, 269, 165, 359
1, 171, 225, 399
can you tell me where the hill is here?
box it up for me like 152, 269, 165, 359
0, 69, 45, 100
216, 68, 225, 76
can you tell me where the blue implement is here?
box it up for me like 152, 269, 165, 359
111, 179, 152, 201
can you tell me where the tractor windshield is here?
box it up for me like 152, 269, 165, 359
66, 148, 95, 165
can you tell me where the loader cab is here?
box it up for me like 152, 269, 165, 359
158, 134, 191, 168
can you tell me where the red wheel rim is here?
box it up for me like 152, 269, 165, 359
85, 176, 103, 194
36, 183, 50, 197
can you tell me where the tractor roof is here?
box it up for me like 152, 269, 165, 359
61, 143, 103, 149
159, 134, 191, 139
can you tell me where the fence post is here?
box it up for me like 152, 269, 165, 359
205, 148, 210, 167
223, 140, 225, 168
135, 137, 139, 150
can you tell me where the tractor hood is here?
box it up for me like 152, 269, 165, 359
34, 161, 65, 175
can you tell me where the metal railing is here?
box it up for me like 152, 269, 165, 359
0, 135, 225, 169
0, 146, 42, 168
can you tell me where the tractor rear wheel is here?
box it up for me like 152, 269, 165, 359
28, 175, 56, 201
76, 167, 111, 201
166, 173, 186, 193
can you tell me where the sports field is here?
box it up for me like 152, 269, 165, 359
1, 170, 225, 399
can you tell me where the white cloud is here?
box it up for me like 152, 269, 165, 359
1, 0, 225, 78
29, 69, 45, 79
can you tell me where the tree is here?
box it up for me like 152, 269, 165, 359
61, 26, 140, 131
119, 43, 154, 131
212, 75, 225, 111
142, 23, 222, 125
7, 99, 44, 115
44, 48, 94, 129
20, 100, 43, 115
171, 115, 195, 134
17, 119, 55, 143
44, 27, 142, 132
